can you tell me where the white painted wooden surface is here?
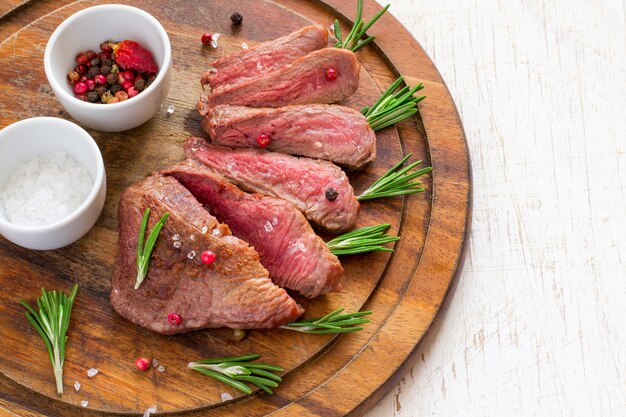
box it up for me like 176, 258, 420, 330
366, 1, 626, 416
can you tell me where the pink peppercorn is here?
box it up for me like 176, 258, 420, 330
94, 74, 107, 86
256, 134, 270, 148
201, 250, 216, 265
121, 80, 134, 91
85, 78, 95, 91
127, 86, 139, 98
73, 82, 87, 95
325, 68, 338, 81
167, 313, 182, 326
122, 70, 135, 82
135, 357, 150, 371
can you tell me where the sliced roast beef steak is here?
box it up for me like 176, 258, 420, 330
202, 25, 328, 93
202, 104, 376, 170
163, 159, 344, 298
185, 137, 360, 233
111, 174, 303, 334
198, 48, 360, 111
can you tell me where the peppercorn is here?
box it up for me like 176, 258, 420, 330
75, 94, 87, 101
73, 82, 87, 95
75, 52, 88, 65
201, 33, 212, 45
115, 90, 129, 101
101, 90, 114, 103
94, 74, 107, 86
232, 329, 246, 341
85, 50, 97, 60
100, 65, 111, 75
107, 97, 120, 104
325, 188, 339, 201
168, 313, 182, 326
135, 357, 150, 371
110, 64, 120, 74
87, 66, 100, 79
95, 85, 107, 97
121, 80, 133, 91
67, 70, 80, 84
326, 68, 338, 81
101, 58, 112, 67
231, 12, 243, 25
86, 91, 99, 103
127, 86, 139, 98
100, 41, 113, 53
110, 83, 122, 94
106, 73, 118, 85
85, 79, 95, 92
134, 78, 147, 92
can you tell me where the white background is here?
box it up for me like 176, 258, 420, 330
366, 1, 626, 416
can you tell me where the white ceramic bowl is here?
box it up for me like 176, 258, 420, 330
44, 5, 172, 132
0, 117, 106, 250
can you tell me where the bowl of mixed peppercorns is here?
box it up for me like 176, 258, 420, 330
44, 5, 172, 132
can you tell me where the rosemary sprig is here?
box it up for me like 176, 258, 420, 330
19, 284, 79, 395
357, 153, 432, 201
135, 208, 169, 289
281, 308, 372, 334
362, 76, 426, 131
188, 354, 283, 395
334, 0, 390, 52
326, 224, 399, 255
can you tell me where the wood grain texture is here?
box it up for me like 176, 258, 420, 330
0, 0, 469, 415
366, 0, 626, 416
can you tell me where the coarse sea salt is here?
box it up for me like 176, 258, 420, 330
143, 405, 157, 417
0, 152, 92, 227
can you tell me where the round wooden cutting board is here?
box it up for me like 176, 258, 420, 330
0, 0, 470, 415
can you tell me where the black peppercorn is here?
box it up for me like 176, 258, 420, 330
101, 58, 112, 67
106, 73, 118, 85
110, 83, 122, 94
231, 12, 243, 25
95, 85, 107, 97
325, 188, 339, 201
86, 91, 100, 103
134, 78, 147, 92
90, 57, 101, 67
87, 66, 100, 79
100, 65, 111, 75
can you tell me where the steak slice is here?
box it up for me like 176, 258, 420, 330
163, 159, 344, 298
202, 104, 377, 170
198, 48, 360, 111
202, 25, 328, 93
110, 174, 303, 334
185, 137, 360, 233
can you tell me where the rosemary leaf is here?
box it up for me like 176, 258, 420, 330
281, 308, 372, 334
335, 0, 389, 52
189, 355, 282, 395
364, 76, 426, 131
357, 154, 432, 201
20, 284, 79, 395
326, 223, 400, 255
135, 209, 169, 290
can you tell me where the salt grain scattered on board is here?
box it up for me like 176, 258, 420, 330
221, 392, 234, 402
74, 381, 81, 392
87, 368, 98, 378
143, 405, 157, 417
80, 400, 88, 407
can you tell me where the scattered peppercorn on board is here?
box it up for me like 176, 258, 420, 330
0, 0, 470, 416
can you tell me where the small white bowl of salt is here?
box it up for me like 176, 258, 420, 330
0, 117, 106, 250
